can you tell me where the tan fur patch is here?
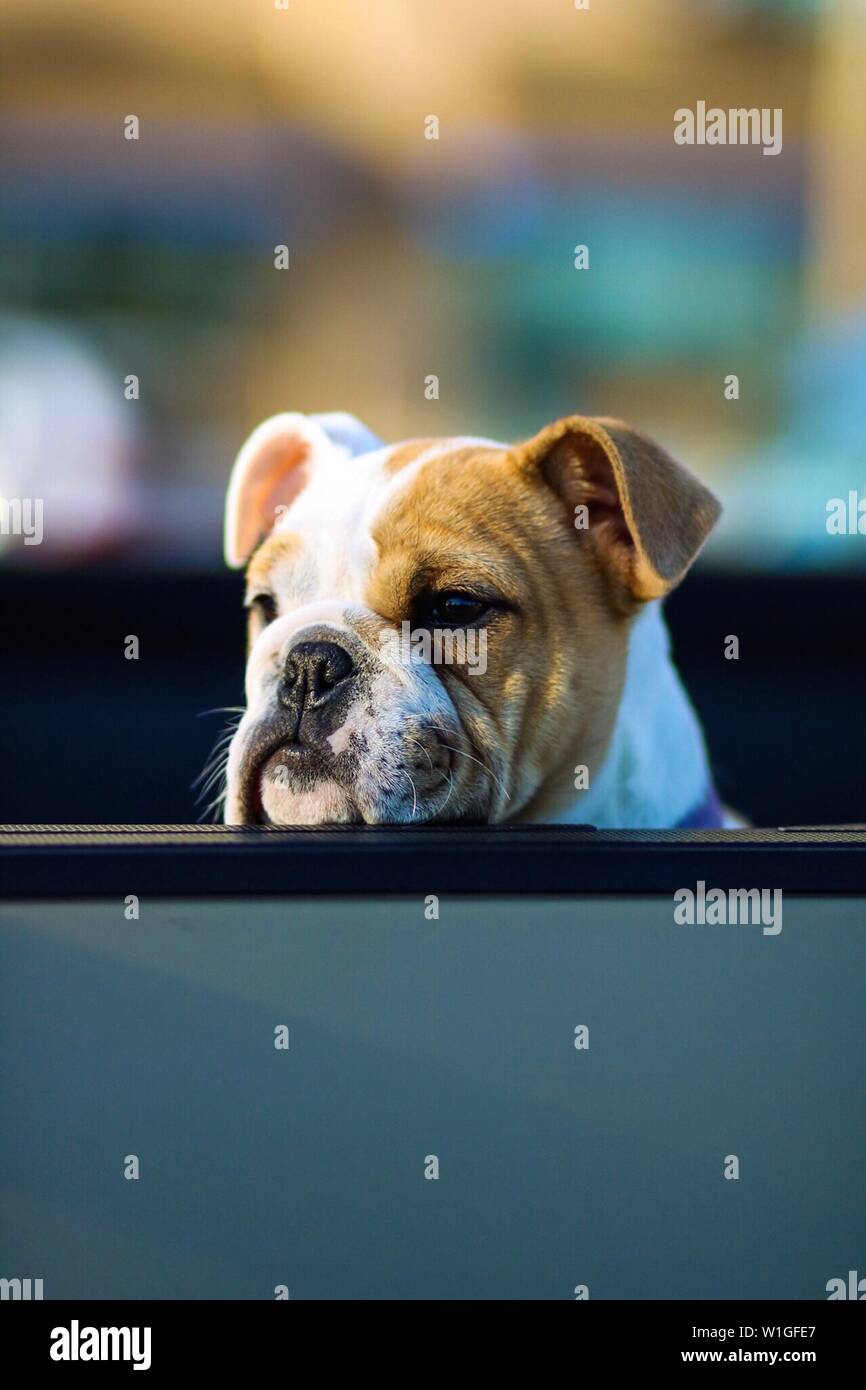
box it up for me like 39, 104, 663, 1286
363, 442, 629, 819
245, 532, 302, 594
383, 439, 438, 476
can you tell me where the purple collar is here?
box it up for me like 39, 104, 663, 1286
675, 785, 725, 830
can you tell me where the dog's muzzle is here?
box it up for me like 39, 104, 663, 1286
227, 618, 488, 826
232, 631, 366, 823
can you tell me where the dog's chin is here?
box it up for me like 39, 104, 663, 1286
250, 745, 359, 825
255, 774, 454, 828
237, 746, 480, 827
259, 777, 361, 826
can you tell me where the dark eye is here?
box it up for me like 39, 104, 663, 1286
417, 591, 490, 627
248, 593, 278, 625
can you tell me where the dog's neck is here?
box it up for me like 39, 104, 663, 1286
519, 602, 711, 828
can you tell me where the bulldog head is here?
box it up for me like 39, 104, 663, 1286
221, 411, 720, 825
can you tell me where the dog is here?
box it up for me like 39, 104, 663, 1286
220, 410, 733, 828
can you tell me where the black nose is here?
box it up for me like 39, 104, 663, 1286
278, 640, 356, 739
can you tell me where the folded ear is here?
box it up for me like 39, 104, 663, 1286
512, 415, 721, 605
224, 413, 345, 568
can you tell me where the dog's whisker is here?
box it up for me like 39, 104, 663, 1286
202, 732, 237, 758
193, 718, 242, 794
193, 730, 236, 799
439, 767, 456, 816
196, 727, 237, 751
195, 738, 235, 772
195, 768, 228, 800
195, 750, 231, 785
193, 758, 230, 793
204, 727, 242, 752
401, 769, 419, 818
197, 788, 228, 825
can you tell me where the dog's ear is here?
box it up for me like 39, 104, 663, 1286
512, 415, 721, 605
224, 413, 344, 568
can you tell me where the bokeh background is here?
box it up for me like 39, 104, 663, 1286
1, 0, 864, 824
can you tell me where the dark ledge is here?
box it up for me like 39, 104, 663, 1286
0, 824, 864, 899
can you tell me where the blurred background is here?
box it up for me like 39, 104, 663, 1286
0, 0, 863, 824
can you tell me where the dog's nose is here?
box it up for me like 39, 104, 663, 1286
278, 640, 356, 738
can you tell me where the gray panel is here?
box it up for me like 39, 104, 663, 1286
1, 896, 864, 1300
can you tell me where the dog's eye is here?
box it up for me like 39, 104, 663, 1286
248, 593, 278, 625
417, 591, 490, 627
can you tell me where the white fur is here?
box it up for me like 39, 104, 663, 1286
561, 603, 714, 828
